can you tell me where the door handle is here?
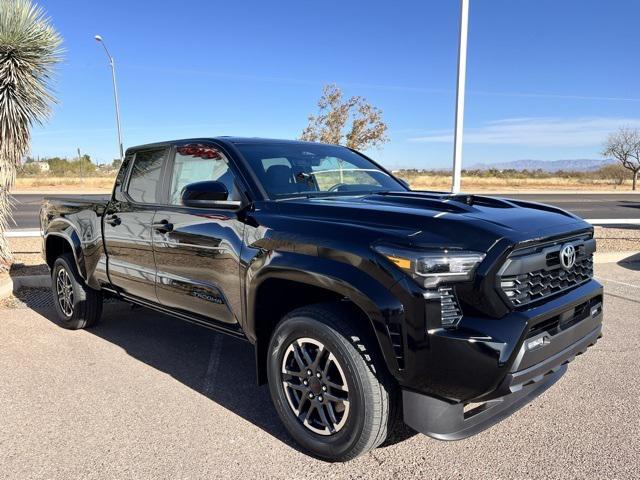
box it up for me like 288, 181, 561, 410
152, 219, 174, 233
105, 215, 121, 226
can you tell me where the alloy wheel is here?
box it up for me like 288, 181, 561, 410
56, 267, 74, 317
281, 337, 350, 436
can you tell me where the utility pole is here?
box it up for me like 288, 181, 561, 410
451, 0, 470, 194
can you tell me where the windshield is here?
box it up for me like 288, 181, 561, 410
235, 143, 407, 199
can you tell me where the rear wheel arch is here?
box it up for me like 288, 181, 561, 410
45, 232, 86, 280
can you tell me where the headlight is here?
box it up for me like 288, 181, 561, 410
374, 245, 485, 288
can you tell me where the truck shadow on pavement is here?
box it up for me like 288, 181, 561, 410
619, 200, 640, 210
618, 252, 640, 271
27, 298, 415, 455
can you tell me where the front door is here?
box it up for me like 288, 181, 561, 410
103, 147, 168, 301
152, 143, 245, 329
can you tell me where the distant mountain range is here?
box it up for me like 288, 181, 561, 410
468, 159, 615, 172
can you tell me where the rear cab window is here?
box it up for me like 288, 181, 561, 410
126, 148, 168, 204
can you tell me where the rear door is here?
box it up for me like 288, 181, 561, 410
103, 147, 169, 301
152, 143, 245, 330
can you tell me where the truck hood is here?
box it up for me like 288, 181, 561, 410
273, 191, 590, 252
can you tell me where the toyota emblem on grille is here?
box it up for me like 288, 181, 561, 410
560, 244, 576, 270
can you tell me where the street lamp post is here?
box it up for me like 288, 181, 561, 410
94, 35, 124, 161
451, 0, 470, 194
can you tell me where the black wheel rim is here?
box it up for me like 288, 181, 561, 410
56, 268, 74, 317
281, 337, 350, 436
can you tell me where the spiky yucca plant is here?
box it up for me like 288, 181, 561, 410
0, 0, 62, 269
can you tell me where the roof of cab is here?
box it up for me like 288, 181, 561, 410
125, 137, 328, 153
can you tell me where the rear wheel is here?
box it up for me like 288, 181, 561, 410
51, 253, 103, 329
267, 303, 397, 461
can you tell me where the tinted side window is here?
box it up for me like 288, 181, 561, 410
169, 144, 240, 205
127, 148, 167, 203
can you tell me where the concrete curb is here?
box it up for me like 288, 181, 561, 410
6, 229, 41, 238
0, 274, 50, 299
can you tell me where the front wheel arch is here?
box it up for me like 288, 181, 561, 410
250, 275, 399, 385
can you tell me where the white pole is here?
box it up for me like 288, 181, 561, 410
451, 0, 469, 194
109, 57, 124, 161
95, 35, 124, 161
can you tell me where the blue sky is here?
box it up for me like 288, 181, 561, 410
31, 0, 640, 169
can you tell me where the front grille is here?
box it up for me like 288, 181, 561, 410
501, 256, 593, 306
498, 234, 595, 307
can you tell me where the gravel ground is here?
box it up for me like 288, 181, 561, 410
6, 237, 48, 276
594, 226, 640, 252
0, 287, 51, 309
0, 263, 638, 479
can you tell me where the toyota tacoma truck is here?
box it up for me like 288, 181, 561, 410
41, 138, 603, 461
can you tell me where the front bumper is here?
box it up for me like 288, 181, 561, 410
401, 280, 603, 440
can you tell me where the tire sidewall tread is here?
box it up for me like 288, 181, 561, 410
267, 302, 395, 462
51, 253, 102, 330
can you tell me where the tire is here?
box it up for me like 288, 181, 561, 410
267, 302, 397, 462
51, 253, 103, 329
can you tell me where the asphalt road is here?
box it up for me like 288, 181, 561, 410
9, 194, 109, 230
8, 192, 639, 229
500, 193, 640, 220
0, 261, 639, 479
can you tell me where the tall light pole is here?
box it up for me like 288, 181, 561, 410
94, 35, 124, 161
451, 0, 469, 194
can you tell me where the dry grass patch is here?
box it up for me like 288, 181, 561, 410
405, 175, 635, 192
15, 176, 114, 192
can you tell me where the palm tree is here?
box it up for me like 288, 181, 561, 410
0, 0, 62, 269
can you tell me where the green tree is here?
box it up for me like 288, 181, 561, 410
70, 154, 96, 176
300, 84, 389, 150
46, 156, 69, 175
0, 0, 62, 268
18, 162, 40, 176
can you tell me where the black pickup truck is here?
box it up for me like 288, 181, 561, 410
41, 138, 603, 461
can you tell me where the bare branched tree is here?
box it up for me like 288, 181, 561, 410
602, 127, 640, 191
0, 0, 62, 268
300, 84, 389, 151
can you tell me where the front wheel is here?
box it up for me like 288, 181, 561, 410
51, 253, 103, 329
267, 303, 396, 461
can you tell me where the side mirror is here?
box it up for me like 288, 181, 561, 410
398, 178, 411, 190
181, 180, 242, 209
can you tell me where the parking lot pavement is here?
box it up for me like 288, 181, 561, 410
1, 263, 639, 479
